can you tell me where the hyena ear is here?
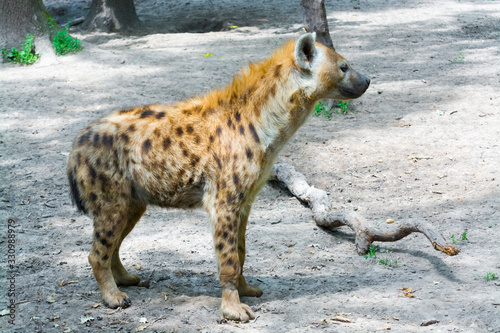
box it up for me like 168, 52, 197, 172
294, 32, 317, 71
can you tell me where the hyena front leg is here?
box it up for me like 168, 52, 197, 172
211, 203, 255, 322
237, 205, 263, 298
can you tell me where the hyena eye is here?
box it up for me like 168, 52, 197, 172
340, 64, 349, 73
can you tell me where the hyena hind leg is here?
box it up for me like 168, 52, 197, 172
111, 204, 147, 287
88, 203, 145, 308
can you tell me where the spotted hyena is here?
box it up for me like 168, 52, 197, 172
67, 33, 370, 321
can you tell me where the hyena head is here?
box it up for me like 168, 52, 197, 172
294, 33, 370, 101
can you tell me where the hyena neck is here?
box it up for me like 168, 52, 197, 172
256, 77, 316, 159
202, 40, 318, 161
228, 45, 317, 154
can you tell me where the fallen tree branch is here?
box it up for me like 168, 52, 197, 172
271, 163, 459, 256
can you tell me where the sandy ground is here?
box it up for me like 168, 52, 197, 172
1, 0, 499, 332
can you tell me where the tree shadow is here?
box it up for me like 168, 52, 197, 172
48, 0, 304, 37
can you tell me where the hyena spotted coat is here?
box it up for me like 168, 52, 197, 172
67, 33, 370, 321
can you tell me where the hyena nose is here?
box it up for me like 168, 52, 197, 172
361, 73, 371, 87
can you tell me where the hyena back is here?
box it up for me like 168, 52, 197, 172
67, 33, 370, 321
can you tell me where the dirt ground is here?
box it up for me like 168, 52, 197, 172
1, 0, 499, 332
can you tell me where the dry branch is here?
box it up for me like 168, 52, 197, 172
271, 163, 459, 256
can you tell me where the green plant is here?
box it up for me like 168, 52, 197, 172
364, 246, 398, 267
48, 18, 82, 55
452, 49, 464, 63
335, 101, 350, 114
313, 100, 353, 119
379, 258, 398, 267
485, 272, 498, 281
364, 245, 377, 259
1, 34, 41, 65
450, 234, 457, 244
313, 101, 332, 120
451, 232, 468, 244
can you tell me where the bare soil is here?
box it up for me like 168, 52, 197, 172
1, 0, 499, 332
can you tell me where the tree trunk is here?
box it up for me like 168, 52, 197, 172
0, 0, 58, 56
82, 0, 140, 32
300, 0, 335, 50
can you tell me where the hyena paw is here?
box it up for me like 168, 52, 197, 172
114, 273, 140, 287
221, 301, 255, 322
238, 284, 263, 298
103, 291, 132, 309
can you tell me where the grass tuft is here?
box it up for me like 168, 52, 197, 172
1, 34, 41, 65
49, 18, 82, 56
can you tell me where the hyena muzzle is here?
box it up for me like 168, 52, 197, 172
67, 33, 369, 321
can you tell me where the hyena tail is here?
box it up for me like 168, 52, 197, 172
68, 170, 87, 214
